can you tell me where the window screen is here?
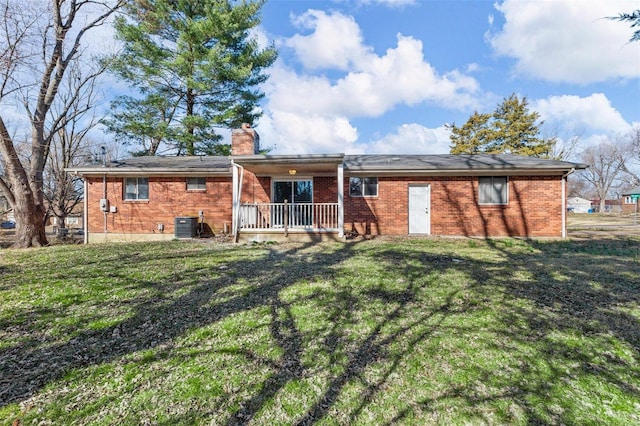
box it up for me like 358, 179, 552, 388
479, 177, 508, 204
124, 177, 149, 200
350, 177, 378, 197
187, 177, 206, 190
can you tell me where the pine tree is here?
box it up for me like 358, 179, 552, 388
449, 94, 555, 157
104, 0, 277, 156
449, 111, 492, 154
609, 9, 640, 42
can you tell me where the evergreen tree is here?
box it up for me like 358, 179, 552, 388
448, 111, 492, 154
609, 9, 640, 42
449, 94, 555, 157
104, 0, 277, 156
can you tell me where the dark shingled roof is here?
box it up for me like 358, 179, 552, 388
68, 155, 232, 176
622, 186, 640, 196
104, 155, 230, 170
68, 153, 586, 176
344, 154, 586, 172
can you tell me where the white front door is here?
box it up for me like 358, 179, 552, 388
409, 185, 430, 234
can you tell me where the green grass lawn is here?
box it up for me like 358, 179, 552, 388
1, 237, 639, 425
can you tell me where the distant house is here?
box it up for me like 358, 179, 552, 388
590, 199, 623, 214
0, 196, 13, 221
66, 126, 587, 243
622, 186, 640, 214
50, 211, 84, 231
567, 197, 592, 213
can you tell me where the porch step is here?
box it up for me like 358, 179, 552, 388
237, 229, 344, 243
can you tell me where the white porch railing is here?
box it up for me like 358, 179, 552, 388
239, 202, 340, 231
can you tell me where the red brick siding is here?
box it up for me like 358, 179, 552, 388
86, 176, 233, 235
622, 200, 639, 214
231, 128, 257, 155
239, 172, 270, 204
343, 175, 563, 237
86, 173, 563, 238
313, 177, 337, 203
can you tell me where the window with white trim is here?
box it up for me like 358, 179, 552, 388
124, 177, 149, 200
479, 176, 508, 204
350, 177, 378, 197
187, 177, 206, 190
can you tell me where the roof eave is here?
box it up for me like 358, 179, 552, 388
345, 168, 578, 177
231, 153, 345, 164
65, 167, 232, 177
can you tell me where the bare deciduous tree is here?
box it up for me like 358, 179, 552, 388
567, 176, 592, 199
542, 124, 584, 161
43, 59, 103, 234
622, 127, 640, 187
580, 136, 633, 212
0, 0, 122, 247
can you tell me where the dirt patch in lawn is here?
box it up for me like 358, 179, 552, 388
567, 213, 640, 239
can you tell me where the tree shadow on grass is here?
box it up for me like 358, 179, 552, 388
2, 239, 466, 424
2, 237, 640, 424
0, 241, 327, 406
371, 238, 640, 424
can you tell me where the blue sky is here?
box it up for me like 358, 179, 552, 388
10, 0, 632, 159
249, 0, 640, 157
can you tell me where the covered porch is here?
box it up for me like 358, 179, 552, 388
231, 154, 345, 241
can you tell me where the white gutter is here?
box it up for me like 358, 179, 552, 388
67, 169, 232, 177
103, 173, 108, 235
83, 179, 88, 245
337, 163, 344, 238
561, 168, 575, 238
345, 168, 574, 177
231, 161, 244, 242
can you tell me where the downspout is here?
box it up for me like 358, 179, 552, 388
561, 168, 575, 238
83, 178, 88, 244
337, 163, 344, 238
102, 148, 108, 236
231, 161, 244, 242
103, 173, 107, 235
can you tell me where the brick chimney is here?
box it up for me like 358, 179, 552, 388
231, 123, 259, 155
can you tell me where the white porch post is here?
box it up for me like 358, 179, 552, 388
232, 162, 239, 237
337, 163, 344, 237
561, 173, 567, 238
83, 179, 88, 244
561, 168, 574, 239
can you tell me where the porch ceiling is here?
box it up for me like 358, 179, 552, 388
232, 154, 345, 176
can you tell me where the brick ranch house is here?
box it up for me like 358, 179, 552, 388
67, 126, 587, 243
622, 186, 640, 215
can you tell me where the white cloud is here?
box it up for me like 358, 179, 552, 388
465, 63, 480, 73
534, 93, 631, 133
256, 111, 360, 155
260, 9, 480, 154
489, 0, 640, 83
365, 124, 452, 154
287, 10, 370, 70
